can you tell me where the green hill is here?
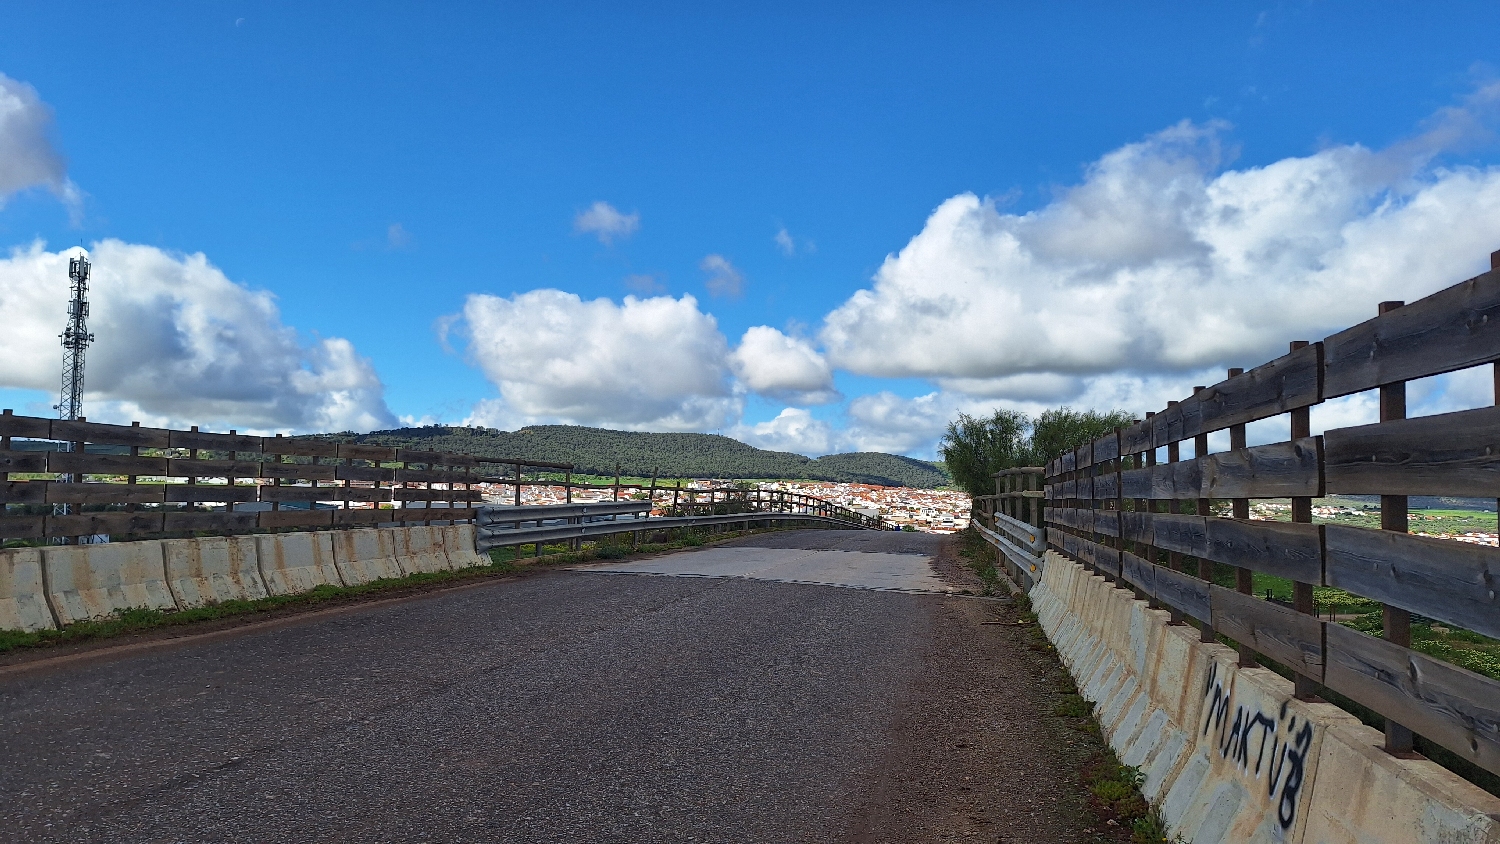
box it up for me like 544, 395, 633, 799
325, 424, 951, 488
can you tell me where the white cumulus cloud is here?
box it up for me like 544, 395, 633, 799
729, 408, 836, 457
453, 289, 739, 431
0, 240, 396, 433
573, 201, 640, 245
729, 326, 839, 406
0, 73, 79, 211
821, 89, 1500, 401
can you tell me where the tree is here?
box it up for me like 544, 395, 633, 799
939, 409, 1031, 497
1027, 407, 1136, 463
939, 405, 1135, 497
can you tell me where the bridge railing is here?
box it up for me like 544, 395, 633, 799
971, 467, 1047, 586
1043, 249, 1500, 783
0, 413, 885, 545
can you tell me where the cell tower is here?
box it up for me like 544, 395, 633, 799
56, 254, 94, 422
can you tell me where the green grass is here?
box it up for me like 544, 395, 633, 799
0, 525, 769, 655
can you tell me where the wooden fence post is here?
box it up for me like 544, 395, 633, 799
1378, 300, 1415, 756
1289, 340, 1319, 699
1191, 389, 1216, 644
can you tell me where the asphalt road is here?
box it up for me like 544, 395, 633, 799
1, 531, 964, 843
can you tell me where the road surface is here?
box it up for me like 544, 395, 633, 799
0, 530, 1099, 843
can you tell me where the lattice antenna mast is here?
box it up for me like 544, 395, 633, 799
56, 254, 94, 422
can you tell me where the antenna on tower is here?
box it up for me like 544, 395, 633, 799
56, 253, 94, 423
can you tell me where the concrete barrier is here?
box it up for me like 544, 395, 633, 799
255, 531, 343, 595
442, 524, 491, 570
1030, 551, 1500, 843
330, 528, 404, 585
162, 536, 269, 608
393, 526, 453, 574
42, 540, 178, 625
0, 548, 57, 631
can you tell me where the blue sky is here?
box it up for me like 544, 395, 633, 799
2, 3, 1499, 458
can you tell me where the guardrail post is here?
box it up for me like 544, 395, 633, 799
1377, 300, 1416, 756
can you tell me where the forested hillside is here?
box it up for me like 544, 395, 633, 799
322, 425, 951, 488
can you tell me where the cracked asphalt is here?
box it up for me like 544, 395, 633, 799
0, 531, 1095, 843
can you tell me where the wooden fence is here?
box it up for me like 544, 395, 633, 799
1042, 249, 1500, 780
0, 414, 887, 543
0, 414, 571, 542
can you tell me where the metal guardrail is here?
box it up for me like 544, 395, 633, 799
473, 508, 876, 553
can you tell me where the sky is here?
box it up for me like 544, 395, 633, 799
1, 3, 1499, 459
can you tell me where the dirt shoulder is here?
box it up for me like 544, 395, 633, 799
838, 538, 1142, 843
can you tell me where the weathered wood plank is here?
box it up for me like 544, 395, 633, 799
1093, 510, 1120, 537
1119, 421, 1152, 457
1151, 401, 1189, 449
164, 459, 264, 479
163, 512, 260, 532
257, 510, 334, 528
0, 450, 48, 473
1206, 518, 1322, 583
1094, 473, 1119, 500
48, 511, 165, 536
335, 465, 394, 483
1324, 406, 1500, 497
50, 419, 171, 449
1324, 623, 1500, 776
162, 485, 260, 503
263, 437, 340, 458
1120, 439, 1322, 499
1060, 451, 1076, 473
0, 481, 46, 504
0, 514, 45, 538
1210, 585, 1325, 680
1325, 525, 1500, 640
338, 444, 397, 462
259, 462, 336, 481
1093, 432, 1119, 463
1119, 510, 1152, 544
1175, 344, 1322, 440
1093, 541, 1122, 577
1076, 443, 1094, 470
334, 509, 385, 525
1149, 514, 1210, 557
1062, 532, 1080, 559
0, 414, 51, 438
1121, 550, 1156, 595
1324, 268, 1500, 398
45, 483, 165, 505
167, 430, 263, 453
47, 452, 167, 477
393, 467, 467, 485
1153, 565, 1212, 623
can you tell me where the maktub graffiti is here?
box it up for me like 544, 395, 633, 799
1202, 662, 1314, 830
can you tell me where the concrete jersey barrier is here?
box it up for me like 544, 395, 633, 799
255, 531, 343, 596
443, 524, 491, 569
393, 526, 453, 575
1030, 550, 1500, 843
0, 548, 57, 632
163, 536, 269, 608
42, 540, 178, 625
330, 528, 404, 585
